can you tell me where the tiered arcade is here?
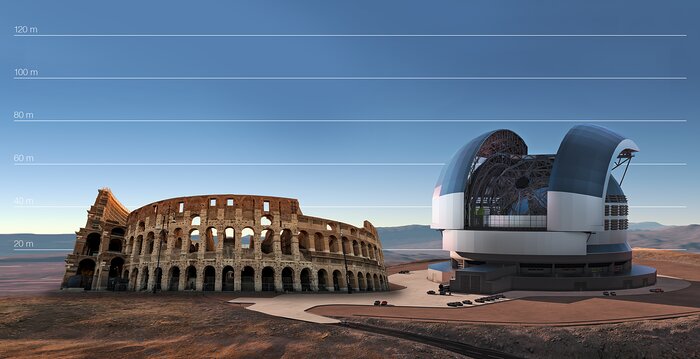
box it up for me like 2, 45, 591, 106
62, 190, 388, 293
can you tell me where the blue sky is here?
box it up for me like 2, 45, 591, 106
1, 0, 698, 233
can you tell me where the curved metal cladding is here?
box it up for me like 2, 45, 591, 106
431, 129, 527, 229
547, 125, 639, 232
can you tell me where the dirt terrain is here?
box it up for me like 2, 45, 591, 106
330, 250, 700, 358
0, 292, 461, 359
1, 249, 698, 358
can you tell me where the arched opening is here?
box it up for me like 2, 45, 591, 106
300, 268, 311, 291
314, 233, 326, 252
191, 216, 201, 226
107, 257, 124, 290
333, 270, 342, 291
352, 240, 360, 256
84, 233, 101, 256
358, 271, 366, 291
203, 266, 215, 291
76, 258, 96, 289
205, 227, 218, 252
241, 227, 254, 251
154, 267, 163, 291
329, 236, 339, 253
223, 227, 235, 257
141, 266, 149, 291
326, 223, 335, 231
146, 232, 155, 255
123, 269, 129, 280
373, 274, 380, 291
379, 276, 385, 291
169, 266, 180, 291
135, 235, 143, 255
361, 242, 368, 257
241, 266, 254, 291
317, 269, 328, 291
298, 231, 309, 252
347, 271, 357, 292
262, 267, 275, 292
365, 273, 373, 291
260, 229, 274, 254
189, 229, 200, 253
185, 266, 197, 290
282, 267, 294, 292
222, 266, 234, 291
157, 230, 167, 255
108, 238, 123, 252
130, 268, 138, 291
342, 237, 351, 255
174, 237, 183, 255
368, 244, 374, 259
260, 215, 272, 227
172, 228, 183, 254
280, 229, 292, 255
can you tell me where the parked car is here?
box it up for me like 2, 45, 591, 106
447, 302, 459, 307
374, 300, 381, 306
649, 288, 664, 293
603, 291, 610, 296
610, 292, 617, 296
427, 290, 436, 295
380, 300, 388, 306
462, 300, 472, 305
475, 298, 485, 303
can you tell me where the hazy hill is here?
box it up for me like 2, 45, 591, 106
627, 224, 700, 252
0, 234, 74, 261
0, 223, 697, 266
628, 222, 666, 231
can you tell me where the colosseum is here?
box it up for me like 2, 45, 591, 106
61, 189, 388, 293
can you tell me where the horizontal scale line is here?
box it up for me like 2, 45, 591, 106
629, 205, 687, 208
12, 162, 686, 167
12, 119, 688, 123
13, 205, 685, 209
13, 248, 72, 251
12, 76, 688, 80
628, 163, 687, 166
12, 162, 444, 166
383, 249, 447, 251
13, 34, 688, 37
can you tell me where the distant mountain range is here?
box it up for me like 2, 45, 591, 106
1, 223, 697, 265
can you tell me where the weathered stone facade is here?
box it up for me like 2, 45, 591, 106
61, 188, 388, 293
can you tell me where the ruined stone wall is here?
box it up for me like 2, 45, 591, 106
62, 190, 388, 293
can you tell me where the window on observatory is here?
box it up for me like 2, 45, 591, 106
466, 154, 552, 230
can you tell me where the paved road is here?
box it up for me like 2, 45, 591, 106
338, 321, 523, 359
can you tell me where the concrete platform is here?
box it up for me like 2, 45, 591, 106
229, 270, 689, 324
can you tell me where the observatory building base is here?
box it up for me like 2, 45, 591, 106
429, 261, 657, 294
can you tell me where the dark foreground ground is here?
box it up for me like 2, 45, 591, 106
0, 292, 461, 358
1, 249, 699, 358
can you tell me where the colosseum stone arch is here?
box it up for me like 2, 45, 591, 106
61, 188, 388, 293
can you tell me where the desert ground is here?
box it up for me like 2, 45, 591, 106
0, 249, 698, 358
